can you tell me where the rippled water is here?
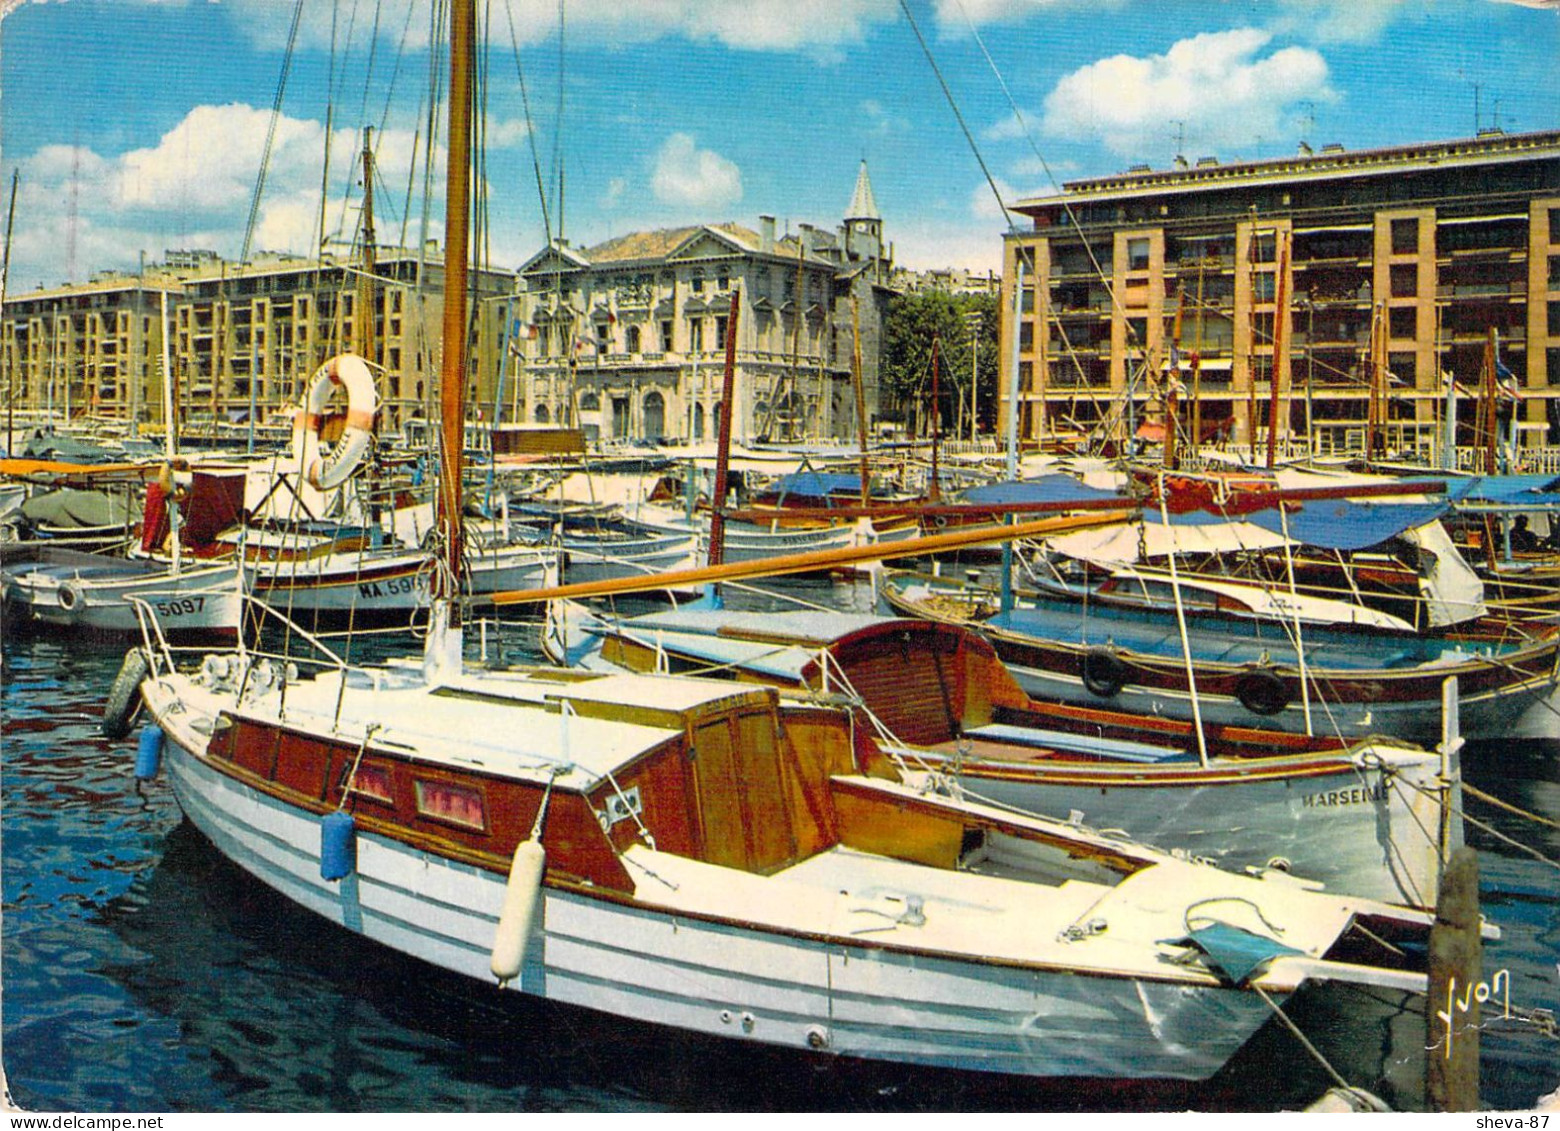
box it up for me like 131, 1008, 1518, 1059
3, 584, 1557, 1113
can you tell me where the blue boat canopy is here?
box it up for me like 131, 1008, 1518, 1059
961, 475, 1124, 507
767, 471, 865, 501
1241, 497, 1450, 550
1446, 474, 1560, 507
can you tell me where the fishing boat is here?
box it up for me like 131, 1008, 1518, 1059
111, 3, 1450, 1094
0, 465, 242, 638
0, 544, 240, 638
879, 568, 1559, 745
543, 602, 1465, 911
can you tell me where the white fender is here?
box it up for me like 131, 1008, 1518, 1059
490, 838, 546, 984
294, 353, 378, 490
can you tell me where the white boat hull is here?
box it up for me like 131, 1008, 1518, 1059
2, 559, 241, 635
159, 735, 1293, 1080
246, 547, 557, 616
938, 747, 1455, 910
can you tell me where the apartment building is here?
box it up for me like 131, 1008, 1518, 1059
1, 244, 515, 438
509, 162, 897, 443
999, 129, 1560, 460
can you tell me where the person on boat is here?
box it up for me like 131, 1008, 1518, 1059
1509, 515, 1540, 553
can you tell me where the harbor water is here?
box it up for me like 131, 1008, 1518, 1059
3, 581, 1558, 1113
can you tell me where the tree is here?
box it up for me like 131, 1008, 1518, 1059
880, 289, 999, 438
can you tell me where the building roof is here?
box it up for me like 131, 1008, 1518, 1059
583, 222, 760, 265
846, 159, 880, 221
1015, 129, 1560, 212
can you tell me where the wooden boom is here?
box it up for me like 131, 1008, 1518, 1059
489, 509, 1135, 605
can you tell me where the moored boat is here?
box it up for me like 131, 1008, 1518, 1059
545, 602, 1466, 911
880, 568, 1560, 745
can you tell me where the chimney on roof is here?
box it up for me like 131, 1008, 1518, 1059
1173, 155, 1189, 170
760, 215, 775, 253
1298, 140, 1313, 157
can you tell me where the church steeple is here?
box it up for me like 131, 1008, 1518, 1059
843, 160, 883, 264
846, 159, 880, 222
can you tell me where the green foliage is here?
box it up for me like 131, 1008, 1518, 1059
880, 289, 1000, 433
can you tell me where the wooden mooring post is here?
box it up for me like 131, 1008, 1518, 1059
1427, 845, 1481, 1112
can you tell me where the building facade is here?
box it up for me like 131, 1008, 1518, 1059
999, 129, 1560, 460
1, 245, 515, 439
509, 162, 897, 444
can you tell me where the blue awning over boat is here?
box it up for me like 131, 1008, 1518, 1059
1447, 474, 1560, 507
768, 471, 865, 500
960, 475, 1124, 507
1241, 498, 1450, 549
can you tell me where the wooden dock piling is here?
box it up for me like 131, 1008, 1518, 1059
1427, 846, 1481, 1112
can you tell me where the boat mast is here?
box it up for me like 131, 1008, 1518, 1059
428, 0, 473, 673
706, 290, 741, 568
929, 333, 941, 501
1265, 228, 1290, 469
3, 169, 17, 456
851, 293, 869, 505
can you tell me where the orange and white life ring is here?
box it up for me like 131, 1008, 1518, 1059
294, 354, 378, 490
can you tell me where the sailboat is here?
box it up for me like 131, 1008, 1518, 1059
114, 2, 1456, 1092
542, 600, 1466, 912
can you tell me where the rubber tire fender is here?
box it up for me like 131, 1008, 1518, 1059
1080, 645, 1128, 699
1235, 666, 1291, 716
102, 648, 151, 741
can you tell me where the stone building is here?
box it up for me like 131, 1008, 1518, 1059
999, 129, 1560, 460
508, 162, 897, 443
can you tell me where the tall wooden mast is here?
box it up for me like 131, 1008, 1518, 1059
429, 0, 473, 664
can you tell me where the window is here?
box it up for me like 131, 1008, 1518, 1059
1390, 264, 1418, 298
1253, 271, 1276, 302
660, 319, 674, 352
415, 779, 486, 831
714, 315, 728, 350
596, 321, 612, 350
691, 271, 705, 294
627, 325, 642, 353
349, 763, 394, 804
1391, 218, 1418, 256
1126, 237, 1151, 272
1389, 307, 1417, 339
690, 318, 705, 352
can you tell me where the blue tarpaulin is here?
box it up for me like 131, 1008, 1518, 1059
960, 475, 1125, 507
768, 471, 864, 501
1241, 498, 1450, 549
1447, 474, 1560, 506
1161, 922, 1305, 986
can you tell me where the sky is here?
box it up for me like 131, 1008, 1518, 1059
0, 0, 1557, 293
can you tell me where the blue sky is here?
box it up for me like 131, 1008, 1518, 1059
1, 0, 1556, 292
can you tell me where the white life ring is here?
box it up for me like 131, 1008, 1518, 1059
294, 354, 378, 490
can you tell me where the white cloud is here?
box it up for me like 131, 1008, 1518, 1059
9, 102, 445, 286
894, 215, 1003, 274
650, 132, 742, 210
1039, 28, 1336, 158
484, 117, 532, 149
1270, 0, 1406, 44
860, 99, 908, 136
